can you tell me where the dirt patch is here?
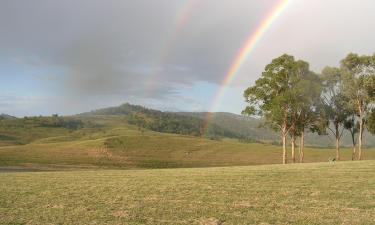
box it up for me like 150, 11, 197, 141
88, 147, 113, 159
197, 218, 225, 225
111, 210, 129, 218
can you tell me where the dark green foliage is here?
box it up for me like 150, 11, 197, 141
127, 110, 204, 136
0, 116, 84, 130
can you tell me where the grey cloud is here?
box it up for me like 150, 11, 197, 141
2, 0, 375, 114
0, 0, 278, 100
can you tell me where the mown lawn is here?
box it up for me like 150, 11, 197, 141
1, 161, 374, 225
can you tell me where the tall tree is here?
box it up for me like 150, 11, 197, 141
293, 71, 322, 163
341, 53, 375, 160
243, 54, 309, 164
287, 61, 321, 163
320, 67, 349, 161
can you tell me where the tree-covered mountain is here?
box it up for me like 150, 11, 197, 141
0, 114, 17, 120
81, 103, 238, 138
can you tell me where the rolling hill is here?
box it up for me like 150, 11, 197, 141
0, 103, 374, 170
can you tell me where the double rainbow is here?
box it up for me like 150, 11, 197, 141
142, 0, 291, 136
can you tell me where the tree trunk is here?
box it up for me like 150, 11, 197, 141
351, 131, 356, 161
335, 137, 340, 161
358, 115, 364, 160
352, 145, 356, 161
282, 114, 288, 165
299, 130, 305, 163
291, 134, 296, 163
335, 123, 340, 161
282, 133, 287, 165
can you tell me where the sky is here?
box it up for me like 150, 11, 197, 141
1, 0, 375, 117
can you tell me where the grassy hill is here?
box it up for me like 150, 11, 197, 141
0, 103, 374, 170
1, 114, 374, 170
1, 160, 374, 224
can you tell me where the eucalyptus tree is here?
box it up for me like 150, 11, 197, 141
341, 53, 375, 160
293, 70, 322, 163
285, 61, 322, 163
320, 66, 349, 161
243, 54, 311, 164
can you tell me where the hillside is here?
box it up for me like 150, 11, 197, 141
1, 103, 375, 170
1, 114, 375, 170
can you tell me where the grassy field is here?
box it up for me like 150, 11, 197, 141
1, 160, 374, 225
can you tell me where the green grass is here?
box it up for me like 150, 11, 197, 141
1, 160, 374, 225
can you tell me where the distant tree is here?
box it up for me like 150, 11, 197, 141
320, 66, 349, 161
341, 53, 375, 160
243, 54, 308, 164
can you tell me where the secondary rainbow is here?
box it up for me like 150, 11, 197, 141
203, 0, 291, 135
143, 0, 198, 98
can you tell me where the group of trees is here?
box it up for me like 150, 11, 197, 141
243, 53, 375, 164
11, 115, 84, 130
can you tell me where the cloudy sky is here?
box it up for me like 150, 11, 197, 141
1, 0, 375, 116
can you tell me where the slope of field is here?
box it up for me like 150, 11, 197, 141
1, 161, 374, 225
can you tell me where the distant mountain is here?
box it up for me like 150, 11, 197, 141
179, 111, 375, 147
79, 103, 146, 116
80, 103, 238, 138
0, 114, 17, 120
177, 112, 279, 142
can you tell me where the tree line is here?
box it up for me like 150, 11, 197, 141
243, 53, 375, 164
0, 115, 84, 130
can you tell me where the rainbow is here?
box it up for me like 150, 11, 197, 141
203, 0, 291, 136
144, 0, 199, 98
